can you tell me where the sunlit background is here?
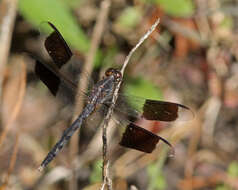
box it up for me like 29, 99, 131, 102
0, 0, 238, 189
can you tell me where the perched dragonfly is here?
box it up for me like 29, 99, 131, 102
35, 22, 193, 171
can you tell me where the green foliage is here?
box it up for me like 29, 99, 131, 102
216, 161, 238, 190
124, 77, 163, 111
147, 164, 167, 190
124, 77, 163, 100
216, 186, 232, 190
227, 161, 238, 177
140, 0, 194, 17
89, 159, 102, 183
220, 16, 233, 29
62, 0, 81, 8
147, 148, 169, 190
116, 7, 142, 29
19, 0, 89, 53
156, 0, 194, 17
101, 46, 119, 69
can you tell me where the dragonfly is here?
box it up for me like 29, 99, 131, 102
35, 22, 193, 171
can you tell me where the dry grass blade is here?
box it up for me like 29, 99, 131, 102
0, 56, 27, 148
0, 56, 26, 189
1, 132, 20, 189
0, 0, 18, 100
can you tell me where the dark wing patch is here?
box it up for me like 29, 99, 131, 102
35, 60, 77, 101
35, 60, 60, 96
45, 22, 73, 68
119, 123, 173, 153
143, 100, 192, 121
110, 94, 193, 123
119, 123, 160, 153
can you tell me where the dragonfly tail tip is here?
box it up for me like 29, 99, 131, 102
168, 147, 175, 158
37, 165, 44, 172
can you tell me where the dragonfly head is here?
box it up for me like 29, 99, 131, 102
105, 68, 122, 83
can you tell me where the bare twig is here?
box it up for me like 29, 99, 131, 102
69, 0, 111, 189
120, 18, 160, 75
0, 0, 18, 104
130, 185, 139, 190
100, 18, 160, 187
73, 119, 117, 168
100, 161, 112, 190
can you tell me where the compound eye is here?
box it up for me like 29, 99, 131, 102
105, 68, 114, 76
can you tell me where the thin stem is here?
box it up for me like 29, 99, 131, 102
100, 18, 160, 186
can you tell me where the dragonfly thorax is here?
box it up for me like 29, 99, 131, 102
105, 68, 122, 83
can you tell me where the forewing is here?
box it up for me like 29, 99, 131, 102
35, 60, 61, 96
142, 100, 193, 121
112, 94, 194, 122
45, 22, 73, 68
36, 22, 92, 104
35, 59, 78, 104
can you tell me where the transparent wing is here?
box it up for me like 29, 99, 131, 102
36, 22, 94, 105
104, 94, 194, 123
101, 94, 194, 154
